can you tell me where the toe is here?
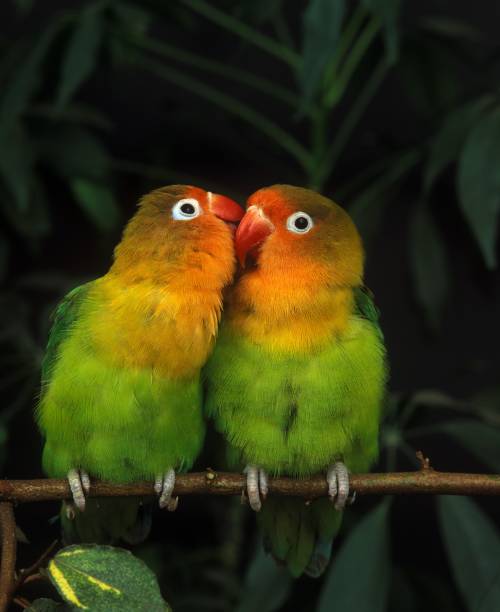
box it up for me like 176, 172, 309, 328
245, 465, 261, 512
326, 464, 338, 500
80, 471, 91, 493
259, 469, 269, 500
158, 469, 176, 509
67, 469, 86, 512
333, 462, 350, 510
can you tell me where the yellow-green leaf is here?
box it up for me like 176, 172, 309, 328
47, 545, 170, 612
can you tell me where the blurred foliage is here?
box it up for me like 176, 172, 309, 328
1, 0, 500, 610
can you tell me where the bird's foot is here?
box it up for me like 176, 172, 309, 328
327, 462, 350, 510
67, 468, 90, 512
154, 469, 178, 511
243, 465, 268, 512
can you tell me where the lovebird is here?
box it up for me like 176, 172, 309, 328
37, 184, 243, 543
204, 185, 387, 577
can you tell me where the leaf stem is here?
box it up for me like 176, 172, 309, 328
181, 0, 300, 69
323, 15, 380, 109
123, 48, 311, 170
314, 58, 389, 188
117, 30, 299, 110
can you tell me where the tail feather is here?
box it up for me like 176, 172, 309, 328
61, 497, 150, 545
304, 538, 333, 578
258, 497, 342, 578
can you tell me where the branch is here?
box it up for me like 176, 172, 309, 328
2, 465, 500, 504
0, 503, 16, 612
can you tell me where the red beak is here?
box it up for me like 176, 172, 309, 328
209, 193, 244, 223
235, 206, 274, 266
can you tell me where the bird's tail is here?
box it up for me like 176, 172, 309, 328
258, 497, 342, 578
60, 496, 152, 545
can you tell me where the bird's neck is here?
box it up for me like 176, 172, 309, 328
227, 266, 356, 354
87, 257, 229, 379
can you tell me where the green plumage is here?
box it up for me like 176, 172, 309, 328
204, 288, 387, 576
38, 282, 205, 543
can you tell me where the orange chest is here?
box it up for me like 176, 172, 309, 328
87, 281, 221, 379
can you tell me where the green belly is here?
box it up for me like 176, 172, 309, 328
204, 316, 386, 476
38, 338, 205, 482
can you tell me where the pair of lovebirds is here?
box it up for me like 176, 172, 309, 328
37, 184, 387, 578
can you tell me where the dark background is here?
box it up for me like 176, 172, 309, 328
1, 1, 499, 610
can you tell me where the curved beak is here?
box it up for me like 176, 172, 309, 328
235, 206, 274, 267
209, 193, 244, 223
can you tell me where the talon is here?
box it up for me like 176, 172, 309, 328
326, 461, 350, 511
259, 469, 269, 500
80, 472, 91, 493
166, 496, 179, 512
64, 501, 76, 521
155, 469, 176, 509
67, 469, 90, 512
243, 465, 268, 512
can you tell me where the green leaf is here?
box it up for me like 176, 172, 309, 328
112, 1, 153, 36
11, 0, 34, 15
236, 0, 284, 24
0, 24, 58, 127
457, 106, 500, 269
70, 179, 120, 231
0, 231, 9, 283
236, 546, 292, 612
424, 97, 493, 192
420, 16, 485, 46
437, 420, 500, 472
0, 178, 51, 239
362, 0, 400, 63
317, 501, 391, 612
469, 386, 500, 427
409, 201, 450, 329
27, 598, 69, 611
37, 126, 111, 181
348, 149, 420, 247
300, 0, 345, 106
438, 496, 500, 612
57, 6, 104, 108
0, 122, 34, 212
47, 545, 170, 611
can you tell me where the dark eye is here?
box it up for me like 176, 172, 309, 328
286, 211, 313, 234
181, 203, 195, 215
294, 216, 309, 230
172, 198, 201, 220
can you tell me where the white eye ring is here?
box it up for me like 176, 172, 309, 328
172, 198, 202, 220
286, 211, 313, 234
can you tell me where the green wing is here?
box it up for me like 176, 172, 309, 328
353, 285, 384, 340
41, 282, 93, 385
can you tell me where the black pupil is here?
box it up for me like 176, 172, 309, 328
181, 203, 196, 215
294, 216, 309, 230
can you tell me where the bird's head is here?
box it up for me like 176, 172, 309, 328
235, 185, 363, 287
113, 185, 244, 287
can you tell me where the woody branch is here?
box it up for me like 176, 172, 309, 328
2, 460, 500, 503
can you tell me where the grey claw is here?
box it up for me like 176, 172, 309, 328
155, 469, 176, 509
81, 472, 91, 493
327, 462, 350, 510
64, 501, 76, 521
67, 469, 90, 512
244, 465, 261, 511
259, 469, 269, 500
166, 496, 179, 512
244, 465, 269, 512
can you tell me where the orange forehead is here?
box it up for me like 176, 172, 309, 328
247, 187, 293, 224
185, 185, 209, 205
